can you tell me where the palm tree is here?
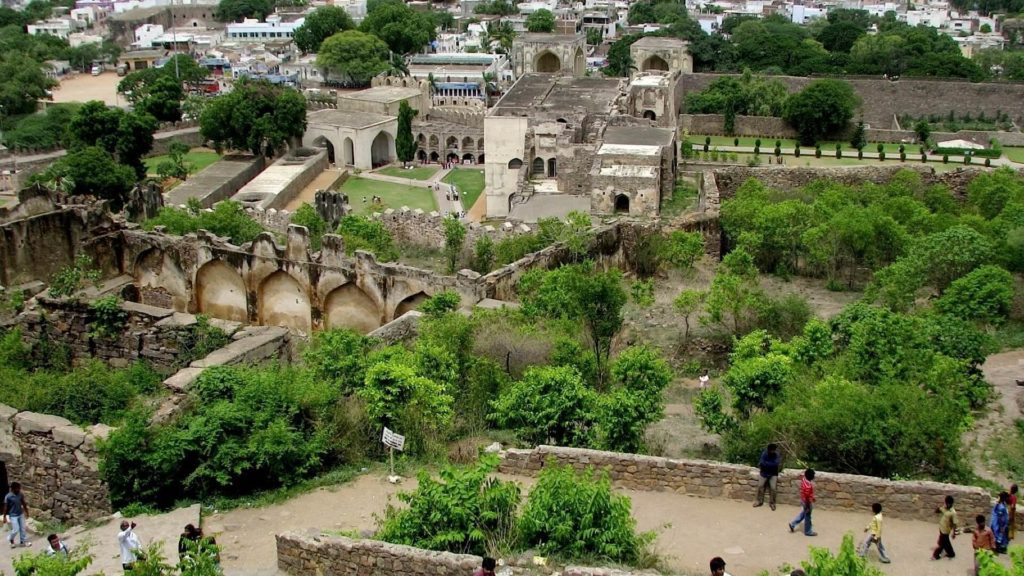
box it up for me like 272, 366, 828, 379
389, 52, 409, 77
488, 21, 515, 54
45, 173, 75, 196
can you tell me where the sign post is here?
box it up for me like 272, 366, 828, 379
381, 427, 406, 484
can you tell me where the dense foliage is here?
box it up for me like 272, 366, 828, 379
293, 5, 355, 53
317, 30, 391, 85
143, 199, 265, 245
359, 1, 436, 55
200, 80, 307, 156
336, 214, 399, 261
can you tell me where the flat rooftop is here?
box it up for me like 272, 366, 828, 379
516, 33, 583, 44
339, 86, 421, 104
598, 143, 662, 156
491, 73, 622, 116
631, 36, 687, 48
307, 109, 394, 130
603, 126, 674, 146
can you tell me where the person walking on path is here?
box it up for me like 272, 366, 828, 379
118, 520, 143, 571
993, 491, 1010, 553
972, 514, 996, 575
858, 502, 891, 563
933, 495, 959, 560
788, 469, 817, 536
3, 482, 31, 548
1010, 484, 1018, 540
753, 443, 780, 510
709, 556, 732, 576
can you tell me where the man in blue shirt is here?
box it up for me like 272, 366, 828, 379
753, 443, 781, 511
3, 482, 31, 548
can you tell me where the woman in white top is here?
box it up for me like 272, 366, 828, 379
698, 368, 710, 388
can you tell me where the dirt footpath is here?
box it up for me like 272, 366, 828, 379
50, 72, 124, 107
205, 472, 1009, 576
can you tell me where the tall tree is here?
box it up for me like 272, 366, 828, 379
442, 215, 466, 273
293, 6, 355, 53
200, 80, 307, 156
359, 2, 436, 54
783, 79, 859, 145
316, 30, 390, 86
0, 51, 56, 116
67, 100, 156, 177
33, 146, 136, 207
395, 100, 417, 165
525, 9, 555, 33
215, 0, 272, 21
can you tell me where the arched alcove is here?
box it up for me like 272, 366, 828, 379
324, 284, 381, 334
371, 131, 392, 167
342, 137, 355, 166
394, 291, 429, 318
258, 271, 311, 334
195, 260, 247, 322
614, 194, 630, 214
536, 51, 561, 73
508, 158, 523, 169
532, 157, 545, 176
642, 55, 670, 71
547, 158, 557, 177
643, 110, 657, 120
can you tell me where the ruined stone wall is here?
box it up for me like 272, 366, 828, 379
375, 208, 524, 252
0, 406, 110, 525
681, 73, 1024, 127
277, 533, 480, 576
498, 446, 991, 524
15, 297, 222, 374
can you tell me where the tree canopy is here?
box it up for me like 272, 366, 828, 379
66, 100, 157, 178
525, 9, 555, 33
783, 79, 859, 145
317, 30, 391, 86
359, 2, 436, 55
199, 80, 307, 156
215, 0, 272, 21
396, 100, 417, 163
293, 5, 355, 53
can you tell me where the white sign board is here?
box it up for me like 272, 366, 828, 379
382, 427, 406, 451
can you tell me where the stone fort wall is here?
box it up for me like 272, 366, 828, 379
498, 446, 992, 525
0, 405, 110, 525
277, 533, 480, 576
680, 73, 1024, 127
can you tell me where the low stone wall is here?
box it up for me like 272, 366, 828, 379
0, 405, 110, 525
149, 128, 205, 155
376, 208, 524, 252
498, 446, 991, 524
276, 533, 480, 576
166, 154, 266, 209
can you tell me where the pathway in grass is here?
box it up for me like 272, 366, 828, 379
339, 176, 438, 215
376, 165, 440, 181
442, 168, 485, 213
144, 148, 221, 176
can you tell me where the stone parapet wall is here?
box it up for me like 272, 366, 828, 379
498, 446, 992, 524
276, 533, 480, 576
166, 154, 266, 209
375, 208, 526, 252
0, 405, 110, 525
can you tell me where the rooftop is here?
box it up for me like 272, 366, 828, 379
409, 54, 495, 66
515, 33, 584, 44
339, 86, 422, 104
307, 109, 394, 130
491, 73, 622, 116
631, 36, 688, 49
602, 126, 674, 147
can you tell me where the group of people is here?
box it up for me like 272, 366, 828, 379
116, 520, 220, 572
361, 196, 385, 205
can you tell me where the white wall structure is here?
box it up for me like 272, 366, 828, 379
226, 15, 304, 41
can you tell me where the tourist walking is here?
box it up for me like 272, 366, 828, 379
709, 556, 732, 576
858, 502, 891, 563
933, 495, 959, 560
3, 482, 31, 548
1010, 484, 1018, 540
118, 520, 143, 571
973, 514, 995, 575
753, 443, 780, 510
993, 491, 1010, 553
45, 533, 69, 557
788, 469, 817, 536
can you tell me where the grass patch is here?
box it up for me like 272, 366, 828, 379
688, 135, 799, 148
443, 167, 486, 211
397, 242, 446, 271
203, 464, 369, 512
340, 177, 438, 215
144, 150, 221, 176
1003, 147, 1024, 163
687, 135, 922, 155
986, 320, 1024, 353
660, 180, 698, 219
376, 165, 440, 181
986, 420, 1024, 483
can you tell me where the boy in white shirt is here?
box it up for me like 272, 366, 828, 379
118, 521, 142, 571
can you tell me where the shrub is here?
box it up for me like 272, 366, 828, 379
376, 456, 521, 556
943, 154, 949, 163
733, 137, 739, 146
49, 254, 101, 298
630, 279, 654, 307
835, 143, 841, 159
879, 151, 885, 161
799, 533, 885, 576
490, 365, 597, 446
877, 143, 884, 154
144, 200, 264, 245
13, 548, 93, 576
794, 146, 801, 157
900, 152, 907, 162
755, 138, 761, 147
986, 158, 992, 167
858, 149, 863, 160
753, 145, 760, 155
88, 295, 127, 340
289, 204, 327, 251
935, 265, 1015, 324
660, 230, 703, 271
359, 358, 454, 454
519, 463, 654, 564
898, 143, 906, 154
472, 235, 495, 274
303, 329, 373, 395
337, 215, 399, 261
814, 146, 821, 158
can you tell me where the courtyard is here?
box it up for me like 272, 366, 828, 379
49, 71, 125, 107
339, 176, 438, 215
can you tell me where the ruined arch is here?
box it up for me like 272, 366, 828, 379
536, 51, 561, 73
417, 133, 427, 147
447, 152, 460, 163
446, 135, 459, 149
342, 137, 355, 166
429, 134, 439, 149
573, 47, 585, 77
430, 151, 440, 162
395, 291, 429, 318
324, 283, 381, 333
462, 153, 475, 163
642, 55, 669, 72
614, 194, 630, 213
417, 149, 427, 161
532, 157, 545, 176
312, 135, 335, 164
508, 158, 523, 169
258, 271, 311, 334
643, 110, 656, 120
371, 131, 393, 166
462, 136, 474, 151
133, 248, 188, 311
477, 137, 484, 150
195, 259, 247, 323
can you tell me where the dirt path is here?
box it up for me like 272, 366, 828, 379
966, 349, 1024, 486
283, 168, 346, 212
205, 471, 1011, 576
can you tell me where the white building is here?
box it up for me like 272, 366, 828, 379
789, 4, 824, 23
70, 6, 106, 25
226, 15, 304, 41
69, 32, 104, 46
27, 18, 81, 39
133, 23, 164, 47
903, 8, 950, 27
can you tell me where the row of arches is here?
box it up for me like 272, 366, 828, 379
416, 134, 484, 152
506, 157, 556, 177
311, 132, 392, 167
416, 150, 482, 164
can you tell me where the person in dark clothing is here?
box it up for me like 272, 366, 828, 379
754, 443, 781, 510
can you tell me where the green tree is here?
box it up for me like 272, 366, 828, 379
968, 167, 1024, 219
442, 215, 466, 273
137, 75, 184, 122
289, 203, 327, 250
850, 119, 867, 150
723, 349, 794, 417
293, 5, 355, 53
784, 79, 860, 145
216, 0, 272, 21
200, 80, 307, 156
490, 365, 597, 446
525, 9, 555, 32
316, 30, 391, 85
360, 2, 436, 54
472, 235, 495, 274
38, 147, 136, 208
603, 34, 643, 77
474, 0, 515, 14
396, 100, 417, 164
65, 42, 100, 72
359, 359, 454, 453
596, 346, 672, 452
673, 289, 705, 344
661, 230, 704, 271
67, 100, 157, 178
935, 265, 1015, 324
156, 141, 192, 181
913, 119, 931, 144
816, 20, 866, 53
703, 248, 763, 335
302, 329, 371, 395
0, 51, 56, 115
336, 214, 399, 261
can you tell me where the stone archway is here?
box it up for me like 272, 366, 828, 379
429, 135, 439, 150
462, 153, 475, 164
195, 260, 247, 323
371, 131, 392, 167
133, 248, 188, 311
477, 137, 484, 150
478, 153, 485, 164
643, 110, 656, 121
462, 136, 474, 151
536, 51, 561, 73
446, 136, 458, 149
532, 157, 545, 176
312, 135, 335, 164
573, 47, 585, 77
395, 291, 429, 318
258, 271, 311, 334
508, 158, 523, 169
547, 158, 557, 177
343, 137, 355, 166
417, 133, 426, 148
324, 283, 381, 334
417, 149, 427, 161
447, 152, 460, 163
614, 194, 630, 214
642, 55, 669, 71
430, 151, 440, 162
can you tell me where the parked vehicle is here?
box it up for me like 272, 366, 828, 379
91, 64, 102, 76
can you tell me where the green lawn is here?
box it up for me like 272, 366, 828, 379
443, 168, 485, 211
376, 165, 440, 181
726, 153, 965, 173
688, 135, 921, 155
1003, 147, 1024, 163
339, 177, 438, 215
144, 150, 221, 176
689, 135, 799, 148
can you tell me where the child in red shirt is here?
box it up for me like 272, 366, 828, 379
788, 469, 817, 537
